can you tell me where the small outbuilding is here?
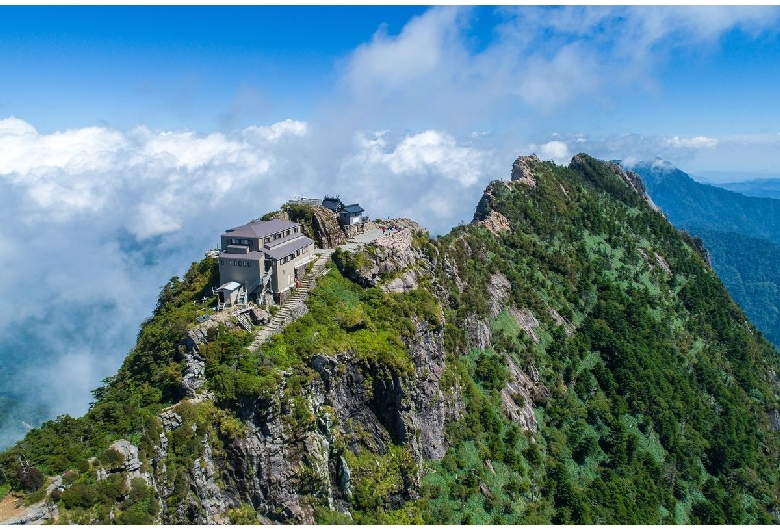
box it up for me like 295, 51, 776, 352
339, 203, 365, 226
217, 281, 244, 307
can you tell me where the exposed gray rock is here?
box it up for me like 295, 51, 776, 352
190, 434, 231, 524
248, 307, 269, 325
159, 410, 183, 432
181, 350, 206, 397
501, 356, 542, 432
509, 307, 540, 343
488, 273, 511, 320
108, 439, 142, 475
548, 308, 575, 336
341, 227, 427, 289
402, 319, 464, 460
463, 314, 491, 350
384, 270, 419, 293
1, 501, 57, 525
511, 155, 539, 187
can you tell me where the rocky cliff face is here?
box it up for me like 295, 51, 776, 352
147, 313, 462, 523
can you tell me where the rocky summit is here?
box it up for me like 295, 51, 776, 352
2, 154, 780, 524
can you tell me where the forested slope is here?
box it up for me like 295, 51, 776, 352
631, 160, 780, 348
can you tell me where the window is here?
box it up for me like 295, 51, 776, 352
241, 239, 249, 245
243, 261, 248, 267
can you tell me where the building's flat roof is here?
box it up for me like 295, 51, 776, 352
266, 235, 314, 260
223, 219, 299, 239
264, 231, 304, 251
226, 244, 249, 254
218, 281, 242, 291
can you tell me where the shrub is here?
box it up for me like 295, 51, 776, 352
16, 465, 44, 493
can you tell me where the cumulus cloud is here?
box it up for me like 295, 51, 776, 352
0, 117, 308, 237
338, 129, 498, 231
346, 129, 488, 186
530, 140, 572, 165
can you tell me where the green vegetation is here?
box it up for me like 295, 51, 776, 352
685, 228, 780, 347
261, 265, 442, 377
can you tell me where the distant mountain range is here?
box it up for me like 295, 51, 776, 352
717, 178, 780, 200
630, 160, 780, 347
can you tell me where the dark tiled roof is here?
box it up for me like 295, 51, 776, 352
223, 219, 298, 239
322, 197, 343, 211
265, 236, 314, 260
342, 203, 364, 214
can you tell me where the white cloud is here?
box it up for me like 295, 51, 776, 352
665, 136, 718, 149
337, 129, 498, 231
345, 129, 490, 186
534, 140, 572, 165
344, 7, 465, 95
0, 117, 308, 237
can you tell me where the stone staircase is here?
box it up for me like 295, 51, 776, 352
249, 251, 332, 350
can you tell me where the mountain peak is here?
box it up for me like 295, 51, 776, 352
510, 154, 540, 186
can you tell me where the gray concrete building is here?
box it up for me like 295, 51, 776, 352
217, 219, 315, 306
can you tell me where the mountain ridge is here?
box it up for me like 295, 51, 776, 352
2, 154, 780, 524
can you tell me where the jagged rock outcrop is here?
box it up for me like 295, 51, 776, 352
338, 225, 430, 291
272, 205, 349, 248
688, 234, 713, 267
500, 356, 544, 433
510, 154, 539, 187
476, 209, 511, 234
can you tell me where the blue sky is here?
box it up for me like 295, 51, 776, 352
1, 5, 780, 447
